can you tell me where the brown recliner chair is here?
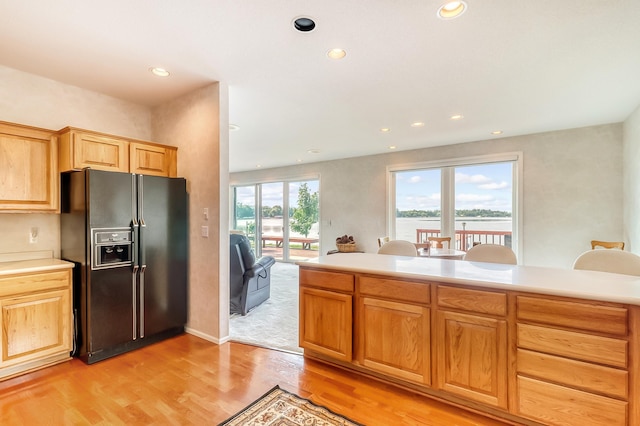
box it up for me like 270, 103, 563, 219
230, 233, 276, 315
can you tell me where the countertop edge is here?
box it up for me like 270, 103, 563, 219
297, 253, 640, 306
0, 259, 75, 276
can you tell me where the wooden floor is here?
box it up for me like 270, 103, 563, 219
0, 334, 510, 425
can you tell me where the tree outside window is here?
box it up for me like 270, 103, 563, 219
290, 183, 319, 238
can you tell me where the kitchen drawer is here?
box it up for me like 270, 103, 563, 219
0, 270, 70, 298
517, 348, 628, 399
517, 376, 627, 426
299, 268, 354, 293
437, 285, 506, 316
518, 323, 627, 368
359, 276, 430, 304
517, 296, 628, 336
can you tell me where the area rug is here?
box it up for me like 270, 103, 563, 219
218, 385, 363, 426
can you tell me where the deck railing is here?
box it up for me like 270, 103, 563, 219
416, 229, 512, 252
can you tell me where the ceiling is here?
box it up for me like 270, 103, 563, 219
1, 1, 640, 173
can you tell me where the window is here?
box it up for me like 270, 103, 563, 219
389, 153, 521, 256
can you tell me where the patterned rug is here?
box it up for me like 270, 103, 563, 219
218, 385, 363, 426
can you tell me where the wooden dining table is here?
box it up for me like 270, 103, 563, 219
416, 246, 466, 260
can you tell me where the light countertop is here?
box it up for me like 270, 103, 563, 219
0, 258, 75, 276
297, 253, 640, 306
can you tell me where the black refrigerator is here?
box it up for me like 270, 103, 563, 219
61, 169, 188, 364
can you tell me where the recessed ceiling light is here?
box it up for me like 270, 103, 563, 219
293, 17, 315, 32
411, 122, 425, 128
388, 145, 397, 150
149, 67, 170, 77
380, 128, 391, 133
450, 114, 464, 120
297, 159, 304, 163
437, 1, 467, 20
308, 149, 320, 154
327, 48, 347, 60
491, 130, 503, 135
229, 124, 240, 131
256, 164, 262, 168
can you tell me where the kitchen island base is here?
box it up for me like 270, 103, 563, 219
298, 255, 639, 426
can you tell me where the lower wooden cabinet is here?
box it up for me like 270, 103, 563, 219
359, 297, 431, 385
299, 286, 352, 361
0, 267, 73, 380
516, 376, 627, 426
515, 295, 631, 425
436, 310, 508, 408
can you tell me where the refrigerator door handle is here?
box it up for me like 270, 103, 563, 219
132, 265, 139, 340
138, 174, 146, 228
131, 174, 139, 228
140, 265, 146, 338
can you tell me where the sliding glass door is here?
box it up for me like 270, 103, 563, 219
232, 178, 320, 262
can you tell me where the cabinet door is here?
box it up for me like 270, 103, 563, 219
436, 310, 508, 408
69, 131, 129, 172
299, 286, 352, 361
0, 122, 58, 212
130, 142, 176, 177
360, 297, 430, 385
1, 289, 71, 366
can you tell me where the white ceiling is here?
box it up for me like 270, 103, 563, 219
1, 1, 640, 173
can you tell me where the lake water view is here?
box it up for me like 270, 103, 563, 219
237, 217, 511, 243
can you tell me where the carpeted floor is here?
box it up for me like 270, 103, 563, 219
229, 262, 302, 353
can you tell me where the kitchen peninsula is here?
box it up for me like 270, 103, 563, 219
297, 253, 640, 426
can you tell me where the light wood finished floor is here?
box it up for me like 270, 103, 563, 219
0, 334, 509, 425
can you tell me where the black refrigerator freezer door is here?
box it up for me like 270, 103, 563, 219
88, 170, 136, 229
88, 267, 136, 355
137, 175, 188, 338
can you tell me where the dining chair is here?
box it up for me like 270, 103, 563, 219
462, 244, 517, 265
590, 240, 625, 250
428, 236, 451, 248
573, 250, 640, 276
377, 236, 390, 248
377, 240, 418, 256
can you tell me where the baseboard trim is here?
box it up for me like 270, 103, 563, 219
185, 327, 230, 345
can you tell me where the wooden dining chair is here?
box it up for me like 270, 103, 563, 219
377, 236, 390, 248
428, 236, 451, 249
590, 240, 625, 250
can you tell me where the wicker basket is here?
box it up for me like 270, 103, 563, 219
336, 242, 357, 252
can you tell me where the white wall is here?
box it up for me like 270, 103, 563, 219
623, 104, 640, 254
231, 123, 623, 269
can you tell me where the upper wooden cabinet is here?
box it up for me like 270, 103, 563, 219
58, 127, 177, 177
0, 121, 59, 212
130, 142, 177, 177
